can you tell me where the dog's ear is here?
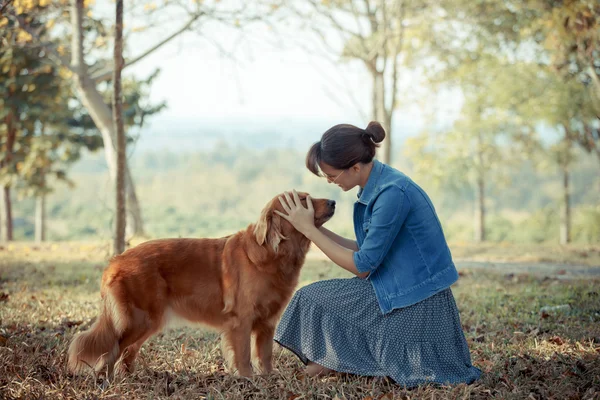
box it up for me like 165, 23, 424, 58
254, 201, 287, 252
254, 204, 271, 246
267, 213, 287, 252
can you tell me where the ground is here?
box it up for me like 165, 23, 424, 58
0, 242, 599, 399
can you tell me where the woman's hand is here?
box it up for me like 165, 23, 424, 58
275, 190, 316, 236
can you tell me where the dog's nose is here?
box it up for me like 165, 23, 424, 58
327, 200, 336, 208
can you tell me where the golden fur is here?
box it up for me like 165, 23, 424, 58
67, 192, 334, 377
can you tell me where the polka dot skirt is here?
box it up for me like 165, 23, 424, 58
274, 277, 481, 387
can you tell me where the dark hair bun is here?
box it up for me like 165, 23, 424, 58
365, 121, 386, 143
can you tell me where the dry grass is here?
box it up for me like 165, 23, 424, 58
0, 243, 599, 399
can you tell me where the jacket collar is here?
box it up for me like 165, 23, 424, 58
357, 159, 384, 205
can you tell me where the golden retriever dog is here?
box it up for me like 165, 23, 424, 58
67, 192, 335, 378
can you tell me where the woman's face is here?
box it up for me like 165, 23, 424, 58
319, 162, 359, 192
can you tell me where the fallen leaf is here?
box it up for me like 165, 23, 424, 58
548, 336, 565, 345
61, 319, 83, 328
0, 292, 9, 302
0, 335, 7, 346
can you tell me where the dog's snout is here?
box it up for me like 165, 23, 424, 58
327, 200, 336, 208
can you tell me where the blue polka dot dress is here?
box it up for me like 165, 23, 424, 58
274, 277, 481, 387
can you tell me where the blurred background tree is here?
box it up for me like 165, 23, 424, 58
1, 0, 598, 246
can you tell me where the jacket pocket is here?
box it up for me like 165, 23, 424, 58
362, 219, 371, 234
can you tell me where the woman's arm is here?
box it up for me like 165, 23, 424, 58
305, 227, 368, 278
276, 191, 367, 278
318, 226, 359, 251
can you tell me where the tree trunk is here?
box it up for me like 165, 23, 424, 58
1, 187, 12, 241
474, 131, 486, 243
587, 66, 600, 117
35, 194, 46, 243
1, 111, 16, 241
371, 71, 378, 122
474, 172, 485, 243
559, 164, 571, 245
383, 111, 392, 165
71, 0, 144, 237
373, 71, 392, 164
113, 0, 126, 255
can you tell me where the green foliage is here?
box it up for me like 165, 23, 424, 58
6, 144, 598, 244
516, 206, 560, 244
0, 9, 102, 199
572, 205, 600, 243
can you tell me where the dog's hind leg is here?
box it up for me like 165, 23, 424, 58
116, 327, 158, 374
114, 306, 163, 375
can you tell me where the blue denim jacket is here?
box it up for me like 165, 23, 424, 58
353, 160, 459, 314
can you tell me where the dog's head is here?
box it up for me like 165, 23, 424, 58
254, 192, 336, 252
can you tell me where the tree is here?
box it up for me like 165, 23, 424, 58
405, 0, 597, 243
405, 56, 540, 243
0, 13, 78, 241
6, 0, 272, 236
1, 7, 160, 242
287, 0, 430, 164
428, 0, 600, 165
513, 68, 597, 244
113, 0, 125, 254
537, 0, 600, 117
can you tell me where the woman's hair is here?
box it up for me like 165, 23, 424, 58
306, 121, 386, 176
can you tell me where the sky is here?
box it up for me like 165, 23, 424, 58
91, 2, 463, 151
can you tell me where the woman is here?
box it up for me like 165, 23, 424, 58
274, 121, 481, 387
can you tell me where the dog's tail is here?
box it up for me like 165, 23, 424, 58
67, 291, 123, 375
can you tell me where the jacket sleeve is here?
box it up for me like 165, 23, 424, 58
353, 185, 410, 274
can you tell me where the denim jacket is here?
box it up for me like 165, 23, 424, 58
353, 160, 459, 314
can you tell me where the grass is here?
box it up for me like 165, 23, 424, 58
449, 242, 600, 267
0, 242, 599, 399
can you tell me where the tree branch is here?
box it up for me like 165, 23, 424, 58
0, 0, 15, 15
91, 12, 204, 83
307, 0, 371, 57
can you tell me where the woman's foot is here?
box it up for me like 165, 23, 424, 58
305, 362, 333, 377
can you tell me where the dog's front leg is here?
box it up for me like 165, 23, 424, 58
252, 320, 275, 374
222, 323, 253, 377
